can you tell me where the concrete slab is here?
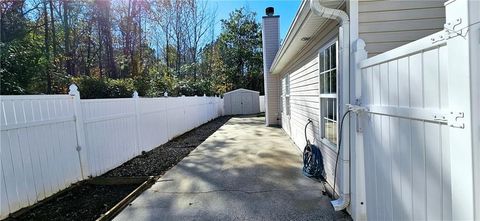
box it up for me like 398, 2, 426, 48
114, 116, 351, 221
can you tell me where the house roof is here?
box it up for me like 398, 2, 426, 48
269, 0, 345, 75
223, 88, 260, 95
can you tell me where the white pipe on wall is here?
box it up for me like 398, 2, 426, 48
309, 0, 351, 212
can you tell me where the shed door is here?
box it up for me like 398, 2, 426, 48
232, 94, 242, 114
241, 93, 253, 114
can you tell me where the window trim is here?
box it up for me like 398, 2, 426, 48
281, 74, 291, 117
318, 39, 339, 152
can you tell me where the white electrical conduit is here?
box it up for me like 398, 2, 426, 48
309, 0, 351, 211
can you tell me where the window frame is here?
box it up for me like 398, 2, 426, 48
285, 74, 290, 117
318, 39, 339, 151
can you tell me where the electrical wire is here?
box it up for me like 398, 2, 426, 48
333, 109, 352, 199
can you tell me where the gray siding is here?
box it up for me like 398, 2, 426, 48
359, 0, 445, 57
279, 20, 339, 186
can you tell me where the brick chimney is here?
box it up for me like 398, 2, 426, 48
262, 7, 280, 126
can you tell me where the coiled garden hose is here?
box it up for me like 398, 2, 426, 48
302, 119, 325, 180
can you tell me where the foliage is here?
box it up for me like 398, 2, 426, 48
218, 8, 264, 94
0, 1, 263, 98
71, 76, 135, 99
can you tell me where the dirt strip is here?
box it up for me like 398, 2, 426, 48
5, 116, 231, 221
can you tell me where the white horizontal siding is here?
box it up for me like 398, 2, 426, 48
359, 0, 445, 57
280, 55, 339, 186
275, 19, 340, 187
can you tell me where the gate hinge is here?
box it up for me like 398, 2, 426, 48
444, 18, 468, 39
447, 112, 465, 129
432, 18, 467, 43
434, 111, 465, 129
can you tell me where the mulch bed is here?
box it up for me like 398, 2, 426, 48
6, 183, 138, 221
5, 116, 231, 221
103, 116, 231, 177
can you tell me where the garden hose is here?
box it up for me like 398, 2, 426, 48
332, 109, 352, 199
302, 119, 325, 180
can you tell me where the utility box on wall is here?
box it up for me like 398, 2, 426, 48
224, 88, 260, 115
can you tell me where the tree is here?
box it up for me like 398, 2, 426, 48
1, 0, 264, 98
218, 8, 263, 93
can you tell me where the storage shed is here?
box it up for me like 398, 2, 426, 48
224, 88, 260, 115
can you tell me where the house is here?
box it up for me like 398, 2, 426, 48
262, 0, 480, 220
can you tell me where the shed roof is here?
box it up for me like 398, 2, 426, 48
223, 88, 260, 95
269, 0, 344, 75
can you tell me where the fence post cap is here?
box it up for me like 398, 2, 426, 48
354, 38, 366, 52
69, 84, 79, 96
132, 91, 139, 98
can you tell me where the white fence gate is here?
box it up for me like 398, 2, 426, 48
259, 95, 265, 112
353, 1, 479, 220
359, 37, 452, 220
0, 86, 224, 219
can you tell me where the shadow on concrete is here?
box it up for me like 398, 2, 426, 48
114, 116, 351, 221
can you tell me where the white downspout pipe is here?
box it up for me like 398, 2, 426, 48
309, 0, 351, 212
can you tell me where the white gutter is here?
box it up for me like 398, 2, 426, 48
309, 0, 351, 212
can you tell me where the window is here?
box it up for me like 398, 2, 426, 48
319, 41, 337, 147
281, 75, 290, 116
285, 74, 290, 116
281, 77, 284, 114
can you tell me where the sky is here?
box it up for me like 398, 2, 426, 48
207, 0, 302, 41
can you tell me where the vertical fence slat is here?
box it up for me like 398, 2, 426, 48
0, 90, 224, 219
1, 131, 19, 212
16, 128, 37, 205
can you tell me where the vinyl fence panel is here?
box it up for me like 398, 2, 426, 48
259, 96, 265, 112
0, 95, 82, 216
81, 98, 138, 177
0, 90, 224, 219
357, 31, 453, 220
138, 98, 169, 151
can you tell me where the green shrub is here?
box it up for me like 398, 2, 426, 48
107, 78, 135, 98
71, 76, 135, 99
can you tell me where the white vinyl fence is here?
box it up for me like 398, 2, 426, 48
352, 1, 478, 220
0, 85, 223, 218
259, 95, 265, 112
358, 36, 452, 220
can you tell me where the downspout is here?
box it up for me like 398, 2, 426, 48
309, 0, 351, 211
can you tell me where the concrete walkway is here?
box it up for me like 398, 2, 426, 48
114, 116, 350, 221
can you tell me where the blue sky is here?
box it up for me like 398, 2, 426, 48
207, 0, 302, 41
